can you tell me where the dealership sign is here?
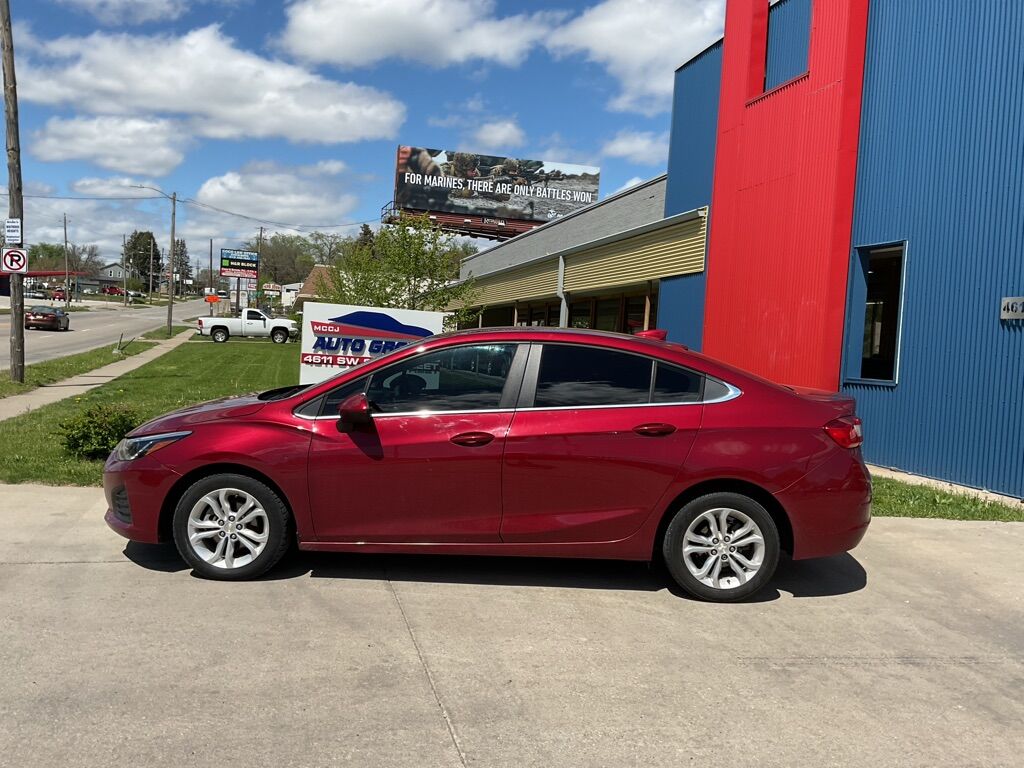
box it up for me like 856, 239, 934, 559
299, 302, 446, 384
220, 248, 259, 279
394, 145, 600, 224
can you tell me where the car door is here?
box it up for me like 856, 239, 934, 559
306, 342, 526, 542
243, 310, 267, 337
501, 344, 704, 544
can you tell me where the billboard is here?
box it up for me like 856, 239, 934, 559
394, 146, 600, 224
220, 248, 259, 279
299, 302, 447, 385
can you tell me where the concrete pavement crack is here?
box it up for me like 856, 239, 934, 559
385, 569, 469, 768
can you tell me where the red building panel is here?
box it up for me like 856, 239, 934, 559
703, 0, 869, 390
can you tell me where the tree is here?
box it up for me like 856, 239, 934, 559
245, 232, 313, 284
27, 242, 64, 270
318, 214, 478, 327
122, 230, 162, 288
173, 238, 192, 287
68, 244, 103, 276
27, 242, 103, 276
306, 231, 348, 266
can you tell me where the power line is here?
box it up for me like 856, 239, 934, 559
0, 191, 163, 201
181, 197, 377, 232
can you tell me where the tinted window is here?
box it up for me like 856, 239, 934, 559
652, 363, 702, 403
246, 310, 263, 320
320, 376, 369, 416
535, 346, 651, 408
703, 378, 731, 402
367, 344, 517, 413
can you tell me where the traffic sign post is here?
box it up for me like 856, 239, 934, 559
1, 246, 27, 273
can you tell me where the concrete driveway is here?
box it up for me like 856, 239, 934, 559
0, 486, 1021, 767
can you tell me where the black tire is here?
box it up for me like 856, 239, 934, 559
270, 328, 288, 344
662, 492, 780, 602
172, 473, 291, 581
211, 327, 229, 343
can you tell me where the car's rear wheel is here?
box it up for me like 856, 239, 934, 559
172, 474, 291, 580
271, 328, 288, 344
662, 492, 779, 602
211, 327, 229, 343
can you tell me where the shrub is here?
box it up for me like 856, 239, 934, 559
59, 405, 140, 460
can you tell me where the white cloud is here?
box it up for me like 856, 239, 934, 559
20, 25, 405, 145
194, 162, 358, 231
601, 129, 670, 165
548, 0, 724, 115
471, 119, 526, 152
613, 176, 645, 194
56, 0, 188, 25
32, 116, 187, 176
70, 175, 157, 197
281, 0, 561, 68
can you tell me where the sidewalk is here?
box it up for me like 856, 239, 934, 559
0, 330, 194, 422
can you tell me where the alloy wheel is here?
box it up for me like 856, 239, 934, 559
682, 507, 765, 590
186, 488, 270, 570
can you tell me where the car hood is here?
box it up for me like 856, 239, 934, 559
129, 394, 267, 436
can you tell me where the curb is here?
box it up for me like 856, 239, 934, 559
0, 331, 196, 423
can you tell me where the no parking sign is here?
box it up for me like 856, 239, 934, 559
1, 247, 27, 274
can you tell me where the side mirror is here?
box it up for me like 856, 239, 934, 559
336, 393, 373, 432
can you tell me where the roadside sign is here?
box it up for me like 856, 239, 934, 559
1, 247, 28, 274
219, 248, 259, 279
205, 295, 220, 304
299, 302, 447, 385
4, 218, 21, 245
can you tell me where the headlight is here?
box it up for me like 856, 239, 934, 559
114, 431, 191, 462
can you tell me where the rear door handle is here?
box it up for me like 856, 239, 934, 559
450, 431, 496, 447
633, 423, 677, 437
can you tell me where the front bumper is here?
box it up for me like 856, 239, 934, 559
103, 456, 182, 544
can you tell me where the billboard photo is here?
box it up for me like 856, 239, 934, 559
220, 248, 259, 279
394, 146, 600, 224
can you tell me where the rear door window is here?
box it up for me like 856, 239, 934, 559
534, 345, 652, 407
652, 363, 702, 403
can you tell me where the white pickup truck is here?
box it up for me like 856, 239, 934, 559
197, 310, 297, 344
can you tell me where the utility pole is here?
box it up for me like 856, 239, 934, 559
148, 235, 154, 303
1, 0, 24, 383
63, 213, 70, 310
121, 233, 128, 306
166, 192, 175, 334
208, 238, 214, 317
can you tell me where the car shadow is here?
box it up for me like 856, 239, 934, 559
123, 541, 866, 601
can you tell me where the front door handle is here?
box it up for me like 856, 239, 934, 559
450, 431, 495, 447
633, 423, 677, 437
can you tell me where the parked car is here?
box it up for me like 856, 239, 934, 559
101, 286, 124, 296
25, 290, 49, 300
82, 287, 98, 295
52, 289, 67, 301
127, 290, 146, 299
195, 309, 296, 344
24, 305, 70, 331
103, 327, 871, 600
216, 290, 229, 299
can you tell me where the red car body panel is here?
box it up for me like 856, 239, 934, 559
104, 328, 870, 564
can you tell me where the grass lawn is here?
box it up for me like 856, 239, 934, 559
0, 341, 157, 400
140, 325, 193, 340
871, 476, 1023, 523
0, 340, 298, 485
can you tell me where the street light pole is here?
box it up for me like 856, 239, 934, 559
166, 192, 176, 334
148, 236, 154, 303
63, 212, 70, 311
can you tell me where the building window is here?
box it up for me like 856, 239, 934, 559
855, 245, 905, 382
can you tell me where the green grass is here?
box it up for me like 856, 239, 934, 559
872, 476, 1023, 523
140, 325, 193, 340
0, 340, 298, 485
0, 341, 157, 400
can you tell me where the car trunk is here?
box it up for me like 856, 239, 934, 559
786, 386, 857, 418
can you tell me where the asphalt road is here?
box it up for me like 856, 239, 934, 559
0, 298, 206, 367
0, 487, 1021, 768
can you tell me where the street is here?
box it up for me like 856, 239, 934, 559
0, 299, 206, 367
0, 488, 1020, 768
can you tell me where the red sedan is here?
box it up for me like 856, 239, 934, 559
104, 327, 870, 601
24, 305, 70, 331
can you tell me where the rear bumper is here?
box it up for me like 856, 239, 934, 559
24, 319, 59, 330
778, 450, 872, 560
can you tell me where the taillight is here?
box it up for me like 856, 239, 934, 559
197, 318, 203, 328
824, 416, 863, 449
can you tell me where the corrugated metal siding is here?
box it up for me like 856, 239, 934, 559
563, 217, 706, 293
843, 0, 1024, 498
765, 0, 812, 90
660, 273, 707, 350
703, 0, 869, 391
472, 258, 558, 306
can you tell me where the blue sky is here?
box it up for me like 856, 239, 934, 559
10, 0, 723, 262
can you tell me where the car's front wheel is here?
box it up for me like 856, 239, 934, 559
172, 474, 291, 580
662, 492, 780, 602
270, 328, 288, 344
